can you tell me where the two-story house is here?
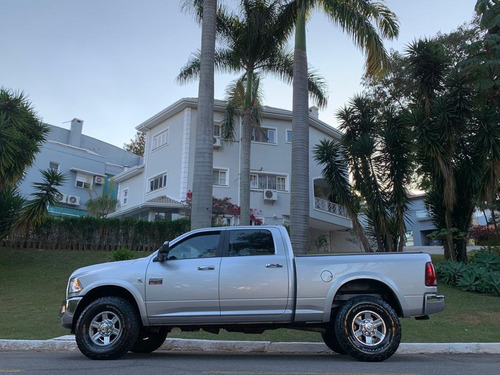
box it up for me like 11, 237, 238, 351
109, 98, 360, 252
18, 118, 143, 217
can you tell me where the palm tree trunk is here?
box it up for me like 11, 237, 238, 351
239, 70, 255, 226
347, 208, 372, 252
444, 210, 456, 261
191, 0, 217, 230
291, 1, 309, 254
239, 112, 252, 226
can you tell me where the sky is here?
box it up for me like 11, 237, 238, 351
0, 0, 478, 149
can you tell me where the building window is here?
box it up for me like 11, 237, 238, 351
75, 173, 92, 189
214, 123, 222, 137
152, 129, 169, 150
252, 127, 276, 144
286, 129, 292, 143
213, 169, 228, 186
49, 162, 60, 172
122, 188, 128, 205
149, 173, 167, 192
250, 173, 287, 191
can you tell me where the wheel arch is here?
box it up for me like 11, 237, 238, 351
323, 276, 405, 322
72, 285, 147, 331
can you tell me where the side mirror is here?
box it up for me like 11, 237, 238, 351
156, 242, 170, 262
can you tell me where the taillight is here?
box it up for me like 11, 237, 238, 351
425, 262, 437, 286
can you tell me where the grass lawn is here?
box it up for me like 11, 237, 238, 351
0, 248, 499, 342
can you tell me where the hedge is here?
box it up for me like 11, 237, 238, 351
2, 217, 190, 252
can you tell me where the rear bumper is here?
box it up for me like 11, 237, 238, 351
423, 293, 445, 315
59, 297, 82, 330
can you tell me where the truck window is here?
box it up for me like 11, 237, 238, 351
167, 232, 220, 260
227, 229, 275, 256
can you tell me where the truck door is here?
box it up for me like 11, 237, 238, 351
219, 228, 291, 321
145, 231, 222, 324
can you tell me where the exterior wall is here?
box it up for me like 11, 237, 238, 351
112, 98, 354, 251
405, 195, 437, 246
18, 122, 142, 217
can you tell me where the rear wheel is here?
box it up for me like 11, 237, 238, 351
321, 329, 347, 355
321, 313, 346, 355
334, 296, 401, 362
130, 327, 168, 353
75, 297, 140, 360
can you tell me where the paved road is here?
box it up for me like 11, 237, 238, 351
0, 352, 499, 375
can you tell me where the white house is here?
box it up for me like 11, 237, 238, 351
109, 98, 360, 252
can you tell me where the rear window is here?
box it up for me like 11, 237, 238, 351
227, 229, 275, 256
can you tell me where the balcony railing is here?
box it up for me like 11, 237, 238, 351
314, 197, 348, 218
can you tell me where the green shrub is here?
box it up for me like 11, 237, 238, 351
436, 260, 470, 285
470, 250, 500, 271
111, 247, 137, 261
437, 248, 500, 296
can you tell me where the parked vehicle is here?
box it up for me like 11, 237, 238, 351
60, 226, 444, 361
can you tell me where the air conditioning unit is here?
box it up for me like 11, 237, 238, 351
94, 176, 104, 185
263, 189, 278, 201
67, 195, 81, 206
55, 193, 67, 203
213, 136, 222, 148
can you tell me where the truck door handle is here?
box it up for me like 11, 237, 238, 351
266, 263, 283, 268
197, 266, 215, 271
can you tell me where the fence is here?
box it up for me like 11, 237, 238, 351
2, 217, 190, 251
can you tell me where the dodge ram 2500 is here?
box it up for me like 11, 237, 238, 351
60, 225, 444, 361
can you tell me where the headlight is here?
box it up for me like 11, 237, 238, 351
68, 277, 83, 294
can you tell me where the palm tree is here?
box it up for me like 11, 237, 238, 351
0, 88, 48, 191
313, 139, 372, 252
0, 186, 24, 241
186, 0, 217, 229
287, 0, 399, 253
179, 0, 327, 225
18, 168, 66, 227
328, 95, 411, 252
86, 194, 120, 218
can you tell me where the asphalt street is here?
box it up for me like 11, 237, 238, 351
0, 351, 499, 375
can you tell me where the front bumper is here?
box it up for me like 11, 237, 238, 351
60, 297, 82, 330
423, 293, 445, 315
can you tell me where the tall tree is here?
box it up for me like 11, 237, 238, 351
288, 0, 399, 254
179, 0, 327, 225
314, 139, 372, 252
190, 0, 217, 229
316, 95, 412, 253
123, 131, 145, 157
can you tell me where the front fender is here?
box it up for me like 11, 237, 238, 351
79, 279, 149, 326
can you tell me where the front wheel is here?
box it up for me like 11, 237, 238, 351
75, 297, 140, 360
130, 327, 168, 353
334, 296, 401, 362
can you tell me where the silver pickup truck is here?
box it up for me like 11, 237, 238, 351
60, 225, 444, 362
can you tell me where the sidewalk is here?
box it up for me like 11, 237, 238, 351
1, 336, 499, 355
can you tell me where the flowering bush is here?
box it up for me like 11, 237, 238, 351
469, 225, 499, 244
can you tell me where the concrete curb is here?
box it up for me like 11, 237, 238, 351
1, 336, 499, 355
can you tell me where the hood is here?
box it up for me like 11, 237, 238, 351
71, 258, 143, 279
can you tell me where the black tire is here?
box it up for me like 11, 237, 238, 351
130, 327, 168, 353
321, 313, 347, 355
75, 296, 140, 360
322, 329, 347, 355
334, 296, 401, 362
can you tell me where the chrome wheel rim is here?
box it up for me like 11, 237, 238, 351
351, 310, 386, 347
89, 311, 122, 346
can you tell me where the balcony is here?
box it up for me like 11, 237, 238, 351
314, 197, 348, 218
